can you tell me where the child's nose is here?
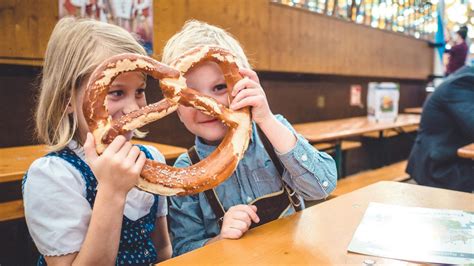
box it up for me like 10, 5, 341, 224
123, 99, 141, 114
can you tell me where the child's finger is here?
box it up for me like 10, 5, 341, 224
231, 86, 259, 106
232, 77, 259, 97
131, 151, 146, 174
125, 146, 141, 162
231, 77, 249, 97
232, 211, 252, 228
83, 132, 99, 163
239, 68, 260, 83
232, 205, 260, 223
102, 135, 127, 156
223, 227, 243, 239
231, 95, 263, 111
116, 141, 133, 160
245, 205, 260, 223
229, 219, 249, 232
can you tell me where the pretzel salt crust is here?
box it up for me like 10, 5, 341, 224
83, 46, 251, 196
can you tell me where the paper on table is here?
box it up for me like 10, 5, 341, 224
348, 202, 474, 265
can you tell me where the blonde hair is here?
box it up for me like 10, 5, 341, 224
161, 20, 251, 69
36, 17, 147, 151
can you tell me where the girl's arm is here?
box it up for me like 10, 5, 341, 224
152, 216, 172, 262
44, 134, 146, 265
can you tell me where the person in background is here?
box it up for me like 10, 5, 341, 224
406, 65, 474, 193
445, 26, 469, 76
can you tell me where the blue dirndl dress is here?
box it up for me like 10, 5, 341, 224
22, 145, 160, 265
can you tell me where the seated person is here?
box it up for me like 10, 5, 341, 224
407, 66, 474, 192
161, 20, 337, 256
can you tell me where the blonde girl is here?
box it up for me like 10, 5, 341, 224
23, 17, 171, 265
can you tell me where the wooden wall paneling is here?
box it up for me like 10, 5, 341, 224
0, 0, 57, 65
153, 0, 270, 68
0, 0, 433, 79
267, 4, 298, 72
267, 2, 432, 78
380, 33, 432, 78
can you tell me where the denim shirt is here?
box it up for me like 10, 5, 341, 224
169, 115, 337, 256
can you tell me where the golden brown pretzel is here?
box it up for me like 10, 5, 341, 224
83, 46, 251, 196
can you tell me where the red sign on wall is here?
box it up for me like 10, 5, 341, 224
350, 84, 362, 107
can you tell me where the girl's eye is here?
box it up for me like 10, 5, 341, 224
213, 84, 227, 93
108, 90, 124, 97
136, 88, 146, 96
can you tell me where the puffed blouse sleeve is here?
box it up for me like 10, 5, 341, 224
23, 156, 92, 256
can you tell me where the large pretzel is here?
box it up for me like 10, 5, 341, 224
83, 46, 252, 196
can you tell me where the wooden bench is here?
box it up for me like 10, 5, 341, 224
362, 125, 418, 138
404, 107, 422, 114
331, 160, 410, 197
313, 141, 362, 177
313, 140, 362, 153
0, 200, 24, 222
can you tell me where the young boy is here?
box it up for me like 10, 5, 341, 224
162, 20, 337, 256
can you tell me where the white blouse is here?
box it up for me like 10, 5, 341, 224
23, 141, 168, 256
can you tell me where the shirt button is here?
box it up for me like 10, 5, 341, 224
141, 229, 146, 234
144, 250, 149, 256
322, 181, 329, 187
363, 259, 376, 266
301, 154, 308, 162
246, 196, 252, 203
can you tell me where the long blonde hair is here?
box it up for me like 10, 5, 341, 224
36, 17, 147, 151
161, 20, 251, 69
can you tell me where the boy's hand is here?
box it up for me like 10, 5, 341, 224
84, 133, 146, 197
218, 205, 260, 240
230, 68, 273, 125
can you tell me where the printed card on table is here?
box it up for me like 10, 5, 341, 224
348, 202, 474, 265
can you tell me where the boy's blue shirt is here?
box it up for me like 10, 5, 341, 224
169, 114, 337, 256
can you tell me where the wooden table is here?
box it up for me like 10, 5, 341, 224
0, 140, 186, 184
160, 181, 474, 265
404, 107, 422, 114
458, 143, 474, 159
293, 114, 420, 143
293, 114, 421, 175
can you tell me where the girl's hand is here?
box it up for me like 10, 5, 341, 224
83, 133, 146, 197
218, 204, 260, 240
230, 68, 273, 125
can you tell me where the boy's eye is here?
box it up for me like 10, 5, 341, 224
213, 83, 227, 93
